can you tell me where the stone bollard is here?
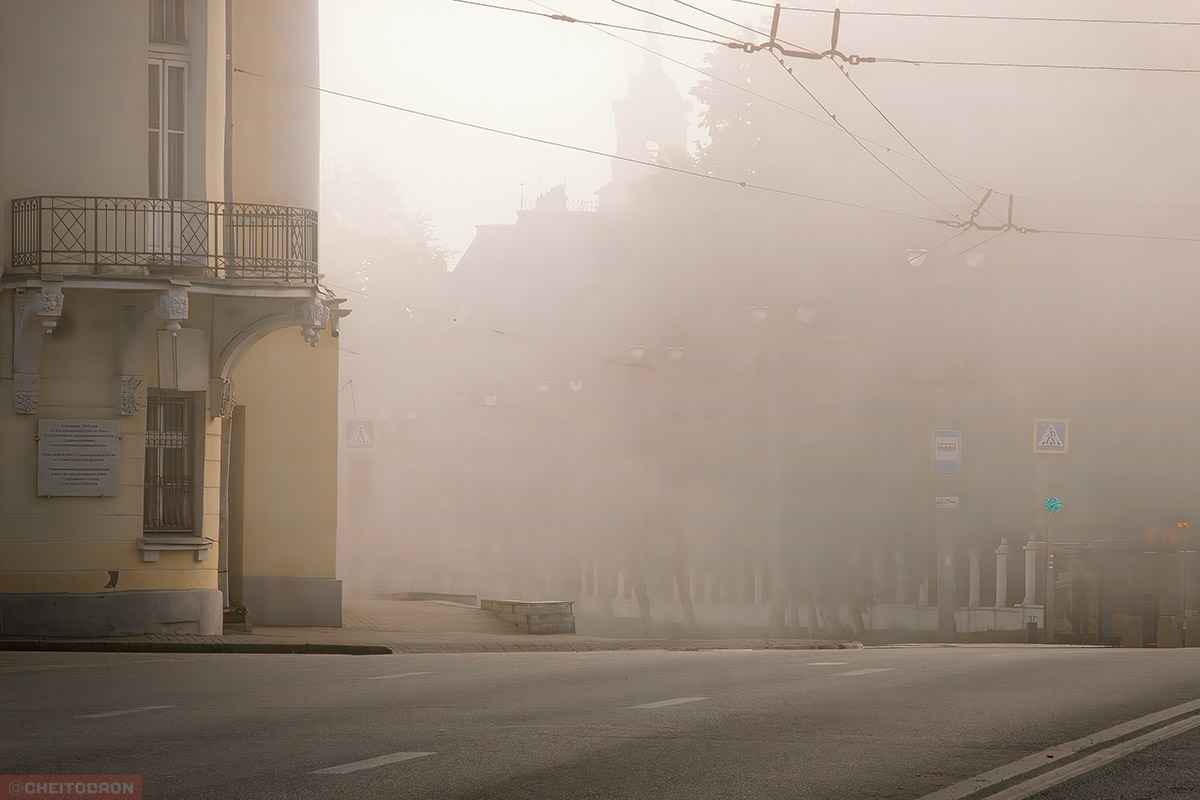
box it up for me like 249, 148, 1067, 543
1022, 536, 1039, 607
995, 538, 1010, 608
1185, 615, 1200, 647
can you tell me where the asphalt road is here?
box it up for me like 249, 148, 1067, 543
3, 645, 1200, 799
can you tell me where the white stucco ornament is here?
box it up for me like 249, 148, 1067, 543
295, 298, 330, 347
154, 287, 189, 336
119, 375, 144, 415
14, 373, 40, 414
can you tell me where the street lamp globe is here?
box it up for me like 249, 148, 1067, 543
748, 306, 769, 323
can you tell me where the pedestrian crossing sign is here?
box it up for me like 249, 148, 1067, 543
347, 420, 374, 448
1034, 419, 1068, 454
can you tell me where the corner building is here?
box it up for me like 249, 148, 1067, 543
0, 0, 343, 635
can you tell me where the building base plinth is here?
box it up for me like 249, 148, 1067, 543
0, 589, 223, 637
242, 576, 342, 627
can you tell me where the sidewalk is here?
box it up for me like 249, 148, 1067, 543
0, 599, 863, 655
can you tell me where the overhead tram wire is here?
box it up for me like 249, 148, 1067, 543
620, 0, 969, 219
687, 0, 997, 221
668, 0, 816, 54
1033, 228, 1200, 243
770, 54, 963, 220
832, 62, 1000, 222
448, 0, 741, 46
870, 58, 1200, 75
605, 0, 753, 47
721, 1, 1200, 28
232, 66, 939, 224
521, 0, 997, 195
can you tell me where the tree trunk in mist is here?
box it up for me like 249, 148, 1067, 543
849, 605, 867, 637
823, 602, 846, 638
768, 565, 787, 637
596, 561, 616, 627
787, 594, 801, 636
807, 593, 822, 639
631, 553, 653, 636
675, 559, 696, 631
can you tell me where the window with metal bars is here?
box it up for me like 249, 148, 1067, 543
143, 390, 196, 532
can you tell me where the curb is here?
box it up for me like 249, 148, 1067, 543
0, 638, 863, 656
766, 641, 864, 650
0, 640, 392, 655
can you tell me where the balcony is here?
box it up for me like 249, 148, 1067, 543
9, 196, 318, 283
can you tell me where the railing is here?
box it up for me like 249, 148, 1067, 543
10, 196, 318, 282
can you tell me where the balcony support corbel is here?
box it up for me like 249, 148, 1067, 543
295, 297, 330, 347
154, 285, 190, 334
12, 284, 64, 414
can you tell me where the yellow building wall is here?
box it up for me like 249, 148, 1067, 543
0, 0, 217, 262
233, 326, 338, 580
233, 0, 320, 209
0, 289, 220, 594
0, 1, 326, 629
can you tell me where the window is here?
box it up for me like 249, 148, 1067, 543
148, 58, 187, 199
148, 0, 187, 199
143, 390, 197, 532
149, 0, 187, 45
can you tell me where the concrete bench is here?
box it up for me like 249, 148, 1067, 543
480, 600, 575, 634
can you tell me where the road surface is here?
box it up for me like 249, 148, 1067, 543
3, 645, 1199, 799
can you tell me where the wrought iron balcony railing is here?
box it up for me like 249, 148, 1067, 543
10, 196, 318, 282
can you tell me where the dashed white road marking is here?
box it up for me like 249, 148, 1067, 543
312, 751, 436, 774
835, 668, 891, 676
629, 697, 709, 708
363, 672, 432, 680
76, 705, 175, 719
803, 662, 848, 666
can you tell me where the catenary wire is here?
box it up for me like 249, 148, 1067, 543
449, 0, 739, 45
233, 66, 939, 223
523, 0, 1200, 216
606, 0, 751, 46
668, 0, 816, 54
722, 1, 1200, 27
832, 62, 1000, 221
872, 57, 1200, 75
523, 0, 998, 195
770, 54, 964, 219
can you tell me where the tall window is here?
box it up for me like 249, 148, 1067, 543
143, 390, 196, 532
148, 0, 187, 198
147, 59, 186, 198
149, 0, 187, 45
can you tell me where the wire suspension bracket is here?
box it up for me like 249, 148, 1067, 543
739, 6, 874, 66
936, 189, 1039, 233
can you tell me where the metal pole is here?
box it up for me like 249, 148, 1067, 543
1045, 539, 1055, 644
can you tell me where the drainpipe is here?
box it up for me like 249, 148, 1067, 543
217, 0, 234, 609
224, 0, 234, 208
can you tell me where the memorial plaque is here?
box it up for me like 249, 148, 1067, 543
38, 420, 121, 496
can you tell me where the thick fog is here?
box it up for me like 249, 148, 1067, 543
321, 0, 1200, 636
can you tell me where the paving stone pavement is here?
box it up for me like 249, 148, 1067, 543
0, 599, 862, 654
